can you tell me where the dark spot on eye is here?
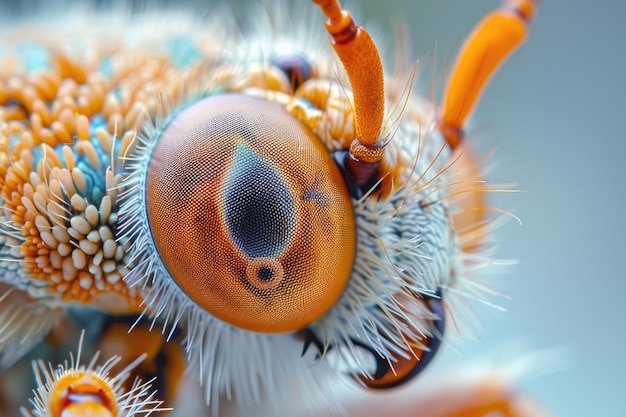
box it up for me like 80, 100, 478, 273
271, 52, 313, 90
302, 174, 329, 208
257, 267, 274, 281
223, 144, 296, 258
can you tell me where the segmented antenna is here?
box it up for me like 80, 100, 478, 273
311, 0, 386, 187
439, 0, 538, 149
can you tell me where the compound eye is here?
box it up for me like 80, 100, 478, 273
146, 94, 355, 333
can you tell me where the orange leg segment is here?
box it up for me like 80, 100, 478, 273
438, 0, 537, 149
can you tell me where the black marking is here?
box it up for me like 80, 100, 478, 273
350, 338, 391, 380
257, 267, 274, 282
301, 328, 330, 358
331, 150, 380, 199
302, 174, 329, 208
151, 348, 170, 401
301, 328, 388, 379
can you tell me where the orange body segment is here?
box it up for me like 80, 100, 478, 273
346, 374, 549, 417
448, 143, 488, 252
98, 322, 186, 405
439, 0, 536, 149
49, 372, 118, 417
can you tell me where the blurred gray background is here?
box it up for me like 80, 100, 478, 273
349, 0, 623, 415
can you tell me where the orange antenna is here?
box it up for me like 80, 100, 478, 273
312, 0, 385, 186
438, 0, 537, 149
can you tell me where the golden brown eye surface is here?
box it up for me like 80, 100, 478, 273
145, 94, 355, 333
